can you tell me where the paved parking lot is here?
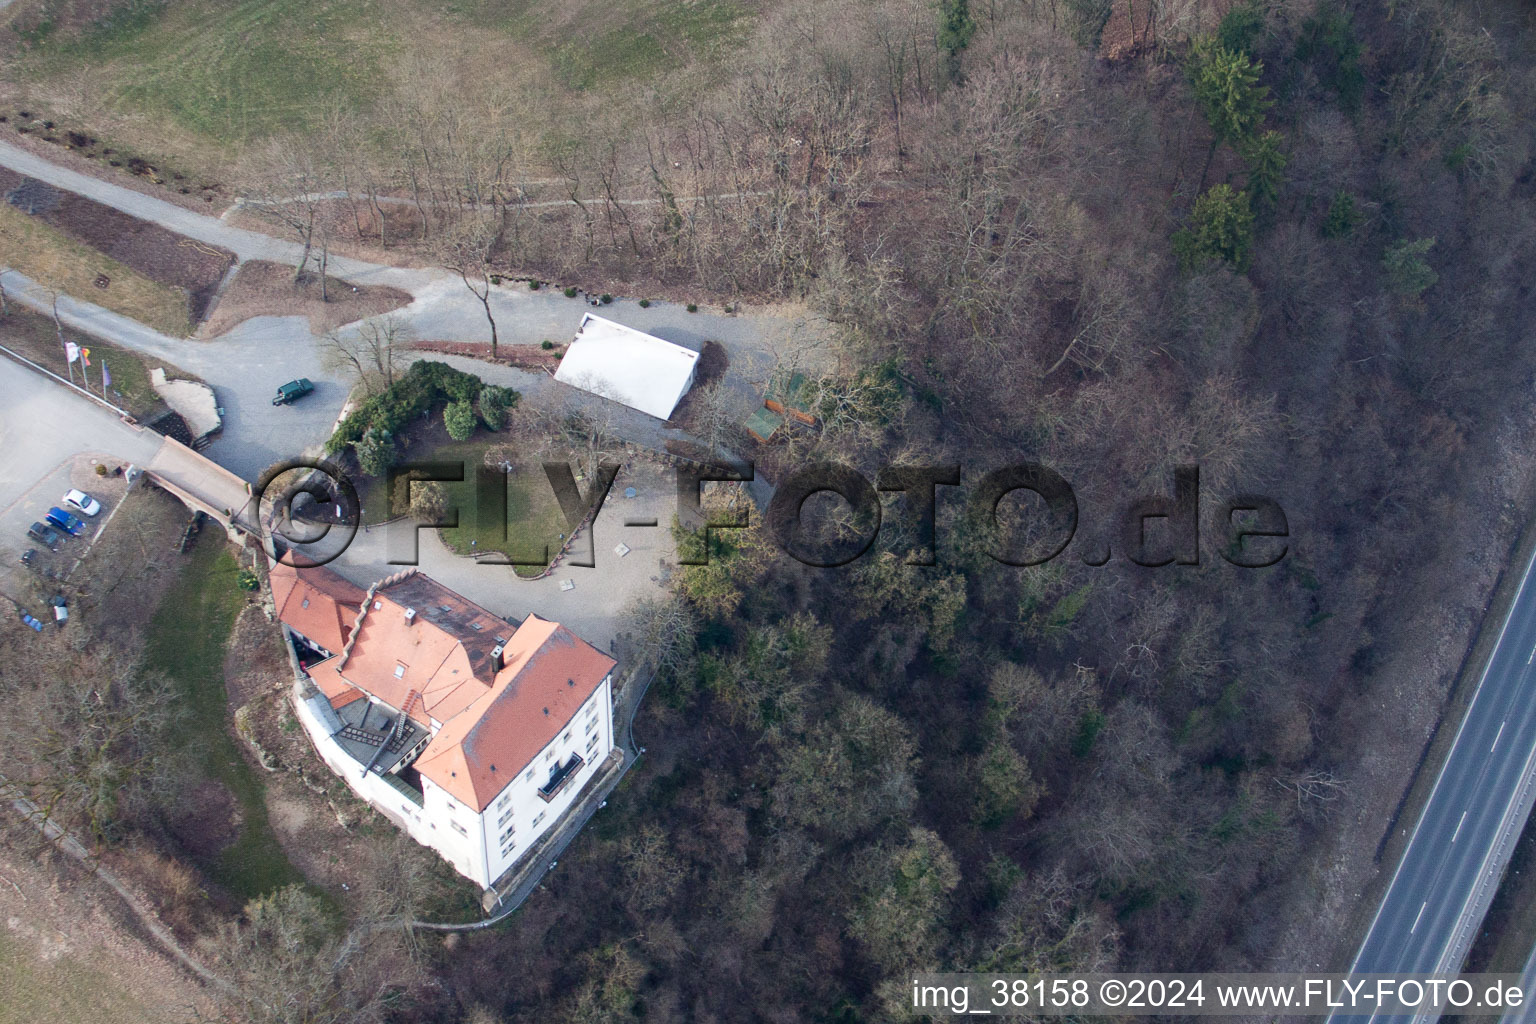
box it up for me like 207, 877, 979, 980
0, 356, 157, 603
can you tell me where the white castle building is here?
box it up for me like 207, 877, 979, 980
272, 562, 617, 889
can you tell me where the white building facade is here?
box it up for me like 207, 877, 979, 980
294, 671, 614, 887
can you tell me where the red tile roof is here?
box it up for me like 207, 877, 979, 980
414, 615, 616, 810
270, 561, 366, 654
295, 569, 615, 812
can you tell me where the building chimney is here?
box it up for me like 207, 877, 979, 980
404, 607, 417, 625
491, 645, 504, 670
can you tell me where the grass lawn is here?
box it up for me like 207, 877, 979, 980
0, 305, 194, 418
141, 533, 307, 902
354, 435, 568, 577
0, 202, 192, 336
5, 0, 752, 166
0, 931, 172, 1024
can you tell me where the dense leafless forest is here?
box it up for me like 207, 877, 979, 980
6, 0, 1536, 1020
362, 1, 1533, 1019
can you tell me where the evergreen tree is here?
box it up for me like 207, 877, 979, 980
1242, 130, 1287, 212
1382, 237, 1438, 296
444, 398, 477, 441
1173, 185, 1256, 271
1188, 37, 1271, 187
355, 429, 394, 477
937, 0, 975, 81
1322, 191, 1362, 238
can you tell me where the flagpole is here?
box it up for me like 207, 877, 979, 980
53, 295, 73, 385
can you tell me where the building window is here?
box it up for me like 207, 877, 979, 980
544, 751, 554, 762
393, 663, 406, 678
532, 811, 545, 827
497, 792, 510, 809
498, 808, 514, 828
585, 717, 597, 734
587, 733, 599, 752
564, 730, 572, 742
450, 821, 467, 836
500, 824, 515, 844
525, 768, 534, 781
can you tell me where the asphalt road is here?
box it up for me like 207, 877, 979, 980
1503, 945, 1536, 1024
1334, 543, 1536, 1023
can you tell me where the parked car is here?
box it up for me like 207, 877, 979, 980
18, 610, 42, 632
27, 522, 62, 551
63, 488, 101, 517
272, 378, 315, 406
45, 507, 84, 536
50, 595, 68, 628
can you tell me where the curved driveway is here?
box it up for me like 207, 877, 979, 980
0, 140, 810, 642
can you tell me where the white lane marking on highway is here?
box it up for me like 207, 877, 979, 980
1493, 721, 1507, 753
1529, 646, 1535, 665
1453, 810, 1468, 842
1411, 901, 1427, 934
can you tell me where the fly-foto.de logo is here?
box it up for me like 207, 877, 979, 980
256, 459, 1289, 571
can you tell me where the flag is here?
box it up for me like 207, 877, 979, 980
80, 347, 90, 367
65, 341, 79, 363
101, 362, 111, 388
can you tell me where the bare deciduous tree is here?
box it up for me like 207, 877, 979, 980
435, 212, 502, 357
245, 135, 335, 288
320, 314, 413, 396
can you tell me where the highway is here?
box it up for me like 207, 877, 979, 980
1334, 541, 1536, 1024
1502, 945, 1536, 1024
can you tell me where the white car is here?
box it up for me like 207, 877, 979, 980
63, 489, 101, 517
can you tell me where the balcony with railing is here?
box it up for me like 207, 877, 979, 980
537, 754, 585, 802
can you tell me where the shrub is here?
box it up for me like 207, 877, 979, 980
409, 480, 449, 522
529, 280, 541, 290
236, 568, 260, 592
444, 399, 477, 441
95, 463, 108, 476
638, 299, 650, 308
327, 360, 483, 453
541, 339, 554, 350
489, 274, 502, 285
600, 293, 613, 304
564, 286, 578, 298
686, 303, 698, 313
478, 385, 519, 430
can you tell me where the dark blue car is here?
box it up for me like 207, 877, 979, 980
45, 506, 84, 536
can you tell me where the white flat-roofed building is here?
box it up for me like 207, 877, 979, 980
553, 313, 699, 420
